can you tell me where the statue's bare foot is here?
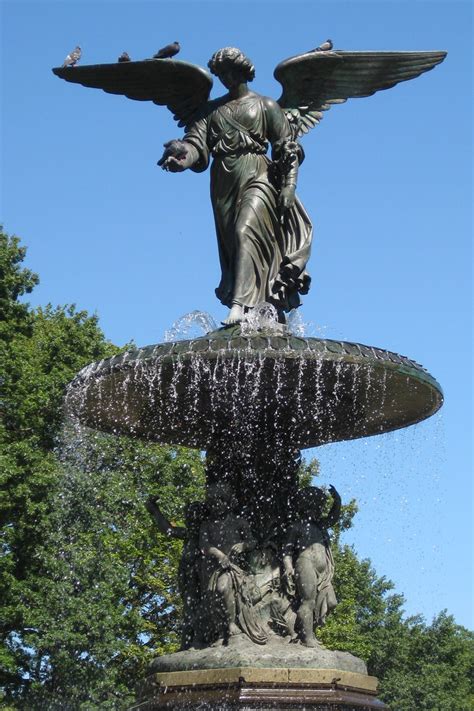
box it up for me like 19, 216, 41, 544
222, 303, 243, 325
302, 637, 321, 648
229, 622, 241, 636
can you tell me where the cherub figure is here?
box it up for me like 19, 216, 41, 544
145, 496, 207, 649
199, 483, 267, 644
282, 485, 341, 647
54, 46, 446, 323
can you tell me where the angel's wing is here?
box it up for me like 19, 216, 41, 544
52, 59, 213, 128
274, 50, 447, 138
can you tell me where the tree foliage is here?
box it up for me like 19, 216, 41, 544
0, 230, 205, 708
1, 230, 472, 709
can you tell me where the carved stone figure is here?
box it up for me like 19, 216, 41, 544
283, 485, 341, 647
53, 46, 446, 324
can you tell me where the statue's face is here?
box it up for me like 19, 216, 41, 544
300, 491, 325, 518
208, 494, 229, 518
185, 504, 203, 531
217, 66, 244, 90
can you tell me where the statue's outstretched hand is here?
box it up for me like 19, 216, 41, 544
158, 140, 192, 172
145, 496, 159, 513
220, 554, 231, 570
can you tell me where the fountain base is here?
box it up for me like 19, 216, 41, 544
132, 637, 388, 709
132, 667, 388, 710
147, 634, 367, 674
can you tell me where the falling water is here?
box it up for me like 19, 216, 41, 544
63, 307, 441, 543
164, 310, 218, 342
240, 302, 282, 335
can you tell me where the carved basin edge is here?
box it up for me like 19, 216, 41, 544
67, 336, 443, 402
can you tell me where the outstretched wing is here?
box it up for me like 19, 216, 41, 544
274, 50, 447, 138
52, 59, 213, 128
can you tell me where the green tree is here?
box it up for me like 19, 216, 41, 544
20, 435, 205, 709
0, 231, 205, 708
319, 542, 473, 710
376, 611, 474, 710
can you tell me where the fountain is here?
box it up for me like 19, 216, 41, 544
54, 42, 446, 710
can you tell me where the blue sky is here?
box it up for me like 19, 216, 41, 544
1, 1, 472, 629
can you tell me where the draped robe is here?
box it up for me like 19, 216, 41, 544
184, 93, 313, 312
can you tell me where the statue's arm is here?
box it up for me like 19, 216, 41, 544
230, 518, 256, 556
159, 112, 210, 174
264, 97, 301, 211
199, 526, 230, 568
145, 497, 186, 539
324, 485, 342, 528
281, 526, 297, 595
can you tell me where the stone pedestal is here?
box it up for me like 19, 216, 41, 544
132, 668, 389, 710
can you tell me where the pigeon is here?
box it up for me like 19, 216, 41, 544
62, 45, 82, 67
153, 41, 180, 59
311, 39, 333, 52
118, 51, 131, 63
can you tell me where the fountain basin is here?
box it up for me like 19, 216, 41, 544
65, 330, 442, 449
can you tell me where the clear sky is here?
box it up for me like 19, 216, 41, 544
1, 1, 472, 629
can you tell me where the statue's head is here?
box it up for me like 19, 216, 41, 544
208, 47, 255, 87
184, 501, 207, 532
295, 486, 327, 517
205, 482, 237, 518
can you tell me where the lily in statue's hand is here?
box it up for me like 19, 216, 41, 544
279, 185, 296, 211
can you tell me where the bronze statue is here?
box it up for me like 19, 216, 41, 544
199, 483, 268, 645
159, 47, 312, 325
53, 45, 446, 324
57, 42, 447, 701
146, 497, 207, 649
147, 486, 269, 647
283, 485, 341, 647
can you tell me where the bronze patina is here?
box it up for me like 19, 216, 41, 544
55, 43, 446, 710
53, 46, 446, 325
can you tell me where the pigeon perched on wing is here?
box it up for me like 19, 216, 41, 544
153, 41, 180, 59
311, 39, 334, 52
118, 51, 131, 63
62, 45, 82, 67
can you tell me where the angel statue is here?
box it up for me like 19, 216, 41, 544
53, 45, 446, 324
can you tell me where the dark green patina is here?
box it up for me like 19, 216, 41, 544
56, 42, 446, 709
66, 329, 442, 450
